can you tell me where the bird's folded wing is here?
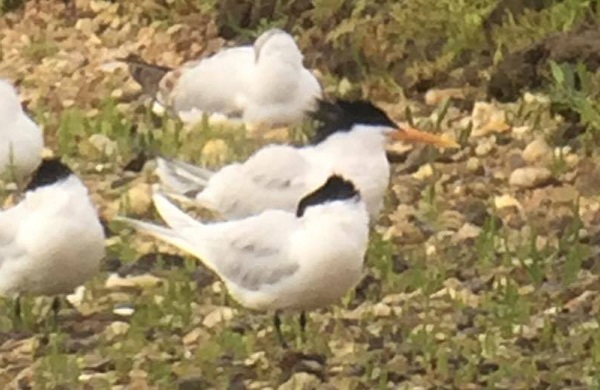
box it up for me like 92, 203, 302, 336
0, 207, 25, 264
181, 211, 301, 292
243, 145, 312, 193
165, 47, 254, 116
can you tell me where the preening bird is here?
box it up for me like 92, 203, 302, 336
0, 158, 106, 319
156, 99, 458, 221
122, 28, 322, 128
119, 175, 369, 346
0, 79, 44, 182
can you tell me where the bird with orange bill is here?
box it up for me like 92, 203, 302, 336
155, 99, 458, 221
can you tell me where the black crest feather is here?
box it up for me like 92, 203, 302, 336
309, 99, 396, 144
296, 175, 360, 217
26, 158, 73, 191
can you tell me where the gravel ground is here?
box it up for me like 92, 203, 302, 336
1, 1, 600, 389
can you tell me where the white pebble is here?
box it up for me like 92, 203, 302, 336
509, 167, 552, 188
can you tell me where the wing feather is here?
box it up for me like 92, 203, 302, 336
200, 145, 317, 218
155, 205, 301, 291
169, 47, 254, 115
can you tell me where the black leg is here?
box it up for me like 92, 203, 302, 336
299, 311, 307, 342
14, 296, 22, 324
51, 296, 61, 323
273, 311, 288, 348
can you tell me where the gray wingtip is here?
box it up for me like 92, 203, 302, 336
154, 157, 212, 197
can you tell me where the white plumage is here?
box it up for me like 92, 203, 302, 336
0, 79, 43, 181
156, 100, 457, 221
158, 126, 389, 220
0, 159, 105, 297
120, 175, 368, 313
156, 28, 322, 127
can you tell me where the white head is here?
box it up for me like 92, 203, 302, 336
0, 79, 24, 126
253, 28, 303, 66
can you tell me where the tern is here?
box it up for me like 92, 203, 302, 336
122, 28, 321, 129
156, 99, 458, 220
119, 175, 369, 346
0, 158, 105, 321
0, 79, 44, 182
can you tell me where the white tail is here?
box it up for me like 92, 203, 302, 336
116, 216, 201, 259
152, 192, 201, 231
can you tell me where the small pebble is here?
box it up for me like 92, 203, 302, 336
105, 321, 130, 340
372, 302, 392, 318
466, 157, 483, 174
88, 134, 118, 156
475, 139, 494, 156
203, 306, 236, 328
412, 163, 434, 180
455, 223, 482, 241
522, 137, 552, 163
278, 373, 321, 390
424, 87, 465, 105
66, 286, 86, 309
509, 167, 552, 188
125, 182, 152, 216
494, 194, 522, 210
113, 304, 135, 317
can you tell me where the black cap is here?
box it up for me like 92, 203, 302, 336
309, 99, 397, 144
25, 158, 73, 191
296, 175, 360, 217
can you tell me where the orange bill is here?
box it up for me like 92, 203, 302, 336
389, 125, 460, 149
